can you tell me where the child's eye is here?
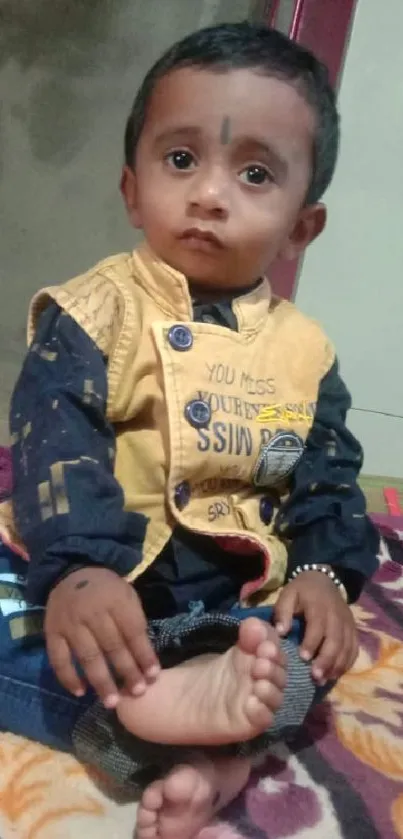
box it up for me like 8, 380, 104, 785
239, 165, 273, 186
165, 150, 196, 170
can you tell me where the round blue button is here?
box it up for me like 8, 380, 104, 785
174, 481, 190, 510
168, 325, 193, 351
260, 496, 274, 526
184, 399, 211, 429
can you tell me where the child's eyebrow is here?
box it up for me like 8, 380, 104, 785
153, 126, 203, 147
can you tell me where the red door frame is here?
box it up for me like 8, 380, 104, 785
265, 0, 358, 299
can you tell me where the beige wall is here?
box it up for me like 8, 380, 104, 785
296, 0, 403, 477
0, 0, 251, 442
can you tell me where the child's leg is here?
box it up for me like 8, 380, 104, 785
73, 604, 327, 786
134, 606, 331, 839
0, 545, 284, 781
0, 541, 93, 751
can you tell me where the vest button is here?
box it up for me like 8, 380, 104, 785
201, 314, 215, 324
168, 325, 193, 351
260, 496, 274, 526
174, 481, 190, 510
184, 399, 211, 429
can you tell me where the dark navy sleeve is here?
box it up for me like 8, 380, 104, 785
275, 360, 380, 602
10, 304, 147, 605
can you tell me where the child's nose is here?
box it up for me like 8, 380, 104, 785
187, 169, 230, 219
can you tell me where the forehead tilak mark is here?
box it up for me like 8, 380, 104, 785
220, 116, 231, 145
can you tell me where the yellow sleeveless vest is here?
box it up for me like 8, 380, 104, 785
4, 244, 335, 605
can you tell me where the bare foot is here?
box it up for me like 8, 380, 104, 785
117, 617, 286, 745
135, 755, 251, 839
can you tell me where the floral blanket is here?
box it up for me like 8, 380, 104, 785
210, 531, 403, 839
0, 448, 402, 838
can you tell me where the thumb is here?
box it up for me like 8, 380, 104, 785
273, 584, 298, 636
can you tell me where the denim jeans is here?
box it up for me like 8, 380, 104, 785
0, 540, 330, 783
0, 541, 94, 751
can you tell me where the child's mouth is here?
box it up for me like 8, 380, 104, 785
180, 228, 224, 252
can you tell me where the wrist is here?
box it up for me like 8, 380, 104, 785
50, 564, 95, 593
289, 563, 348, 602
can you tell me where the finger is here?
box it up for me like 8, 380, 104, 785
72, 625, 120, 709
300, 607, 326, 662
113, 601, 160, 680
329, 647, 349, 682
311, 617, 344, 683
46, 633, 86, 697
89, 613, 146, 696
330, 629, 359, 681
273, 587, 298, 636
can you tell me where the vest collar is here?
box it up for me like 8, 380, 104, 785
131, 243, 272, 334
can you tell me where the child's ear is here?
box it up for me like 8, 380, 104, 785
120, 164, 142, 228
279, 203, 327, 261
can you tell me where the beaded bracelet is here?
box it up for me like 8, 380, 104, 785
289, 563, 348, 602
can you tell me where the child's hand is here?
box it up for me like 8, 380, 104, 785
45, 567, 160, 708
273, 570, 358, 685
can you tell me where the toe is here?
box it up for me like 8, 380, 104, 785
136, 826, 158, 839
136, 808, 158, 828
253, 658, 287, 690
238, 618, 269, 654
140, 782, 164, 812
256, 637, 283, 662
253, 679, 283, 711
245, 694, 273, 728
270, 661, 288, 691
252, 656, 274, 680
163, 765, 201, 805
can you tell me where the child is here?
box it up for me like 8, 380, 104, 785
0, 22, 379, 839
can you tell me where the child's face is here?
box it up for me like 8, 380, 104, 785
122, 66, 326, 292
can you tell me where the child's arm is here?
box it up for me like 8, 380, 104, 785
10, 304, 159, 705
276, 359, 379, 601
273, 360, 380, 683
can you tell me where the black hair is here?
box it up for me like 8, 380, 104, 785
124, 22, 339, 204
